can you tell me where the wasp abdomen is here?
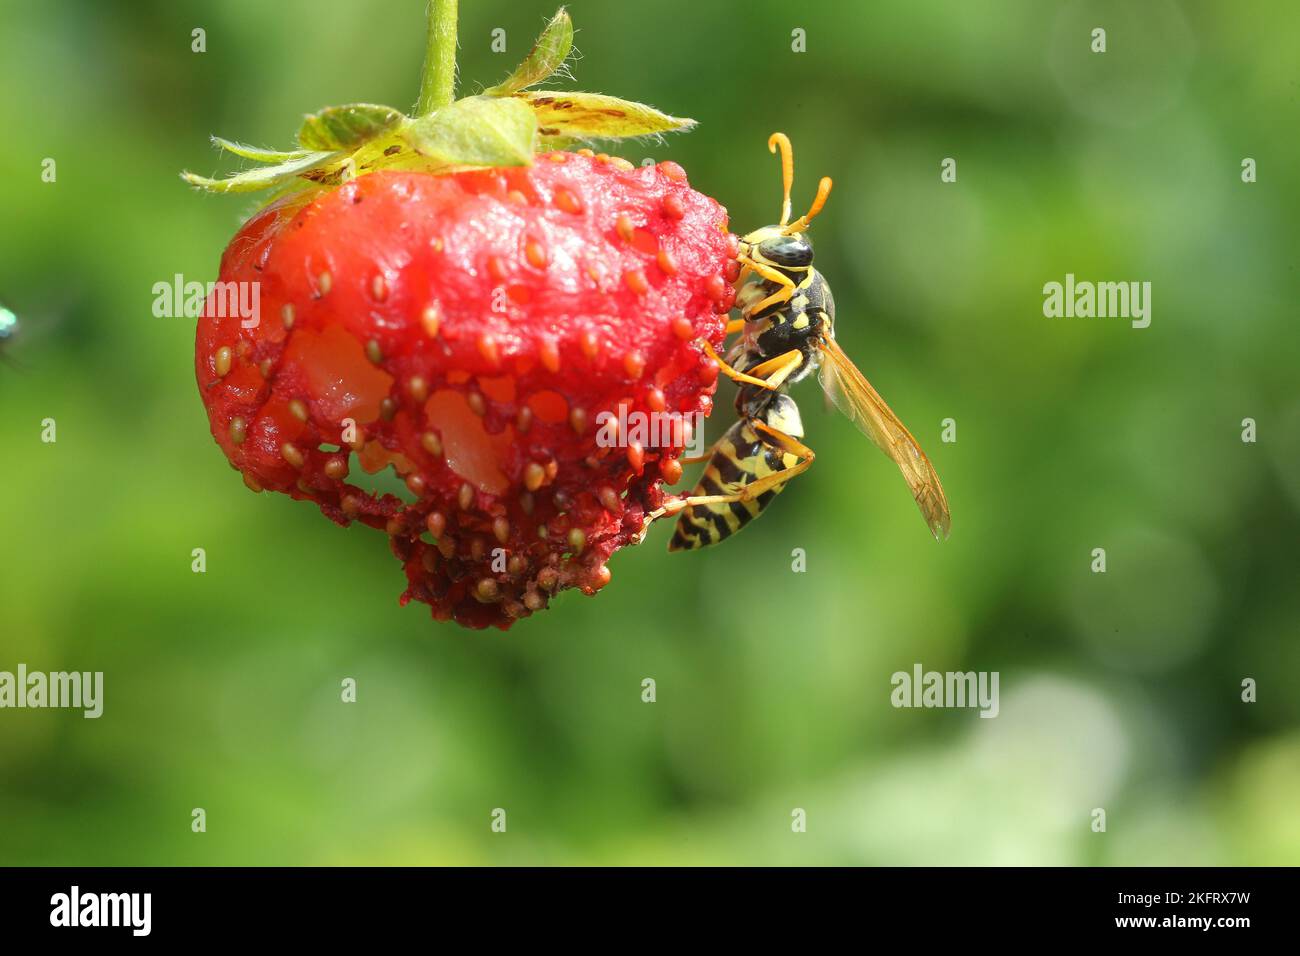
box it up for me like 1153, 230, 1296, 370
668, 394, 804, 551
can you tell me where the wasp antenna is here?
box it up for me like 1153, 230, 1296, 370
784, 176, 833, 234
767, 132, 794, 226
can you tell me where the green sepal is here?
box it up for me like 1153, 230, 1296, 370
516, 90, 695, 140
488, 7, 574, 95
537, 134, 581, 151
182, 7, 696, 202
298, 104, 405, 151
181, 150, 342, 194
212, 137, 308, 163
404, 96, 538, 168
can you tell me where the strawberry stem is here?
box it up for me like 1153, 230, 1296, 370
417, 0, 460, 116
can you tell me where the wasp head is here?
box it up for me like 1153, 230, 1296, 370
739, 227, 815, 270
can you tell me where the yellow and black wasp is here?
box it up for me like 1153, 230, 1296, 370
656, 133, 951, 550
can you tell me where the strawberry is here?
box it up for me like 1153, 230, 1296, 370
187, 7, 737, 629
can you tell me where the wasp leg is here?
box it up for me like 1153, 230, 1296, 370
742, 349, 803, 389
647, 423, 815, 523
678, 436, 723, 465
676, 426, 735, 466
702, 341, 802, 391
724, 317, 746, 336
736, 256, 796, 316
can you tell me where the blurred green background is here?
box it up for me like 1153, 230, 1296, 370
2, 0, 1297, 865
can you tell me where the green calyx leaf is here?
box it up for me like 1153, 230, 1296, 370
184, 97, 540, 196
211, 137, 306, 163
298, 103, 405, 150
517, 90, 695, 141
488, 7, 574, 95
482, 7, 696, 144
181, 149, 342, 194
404, 96, 538, 168
182, 7, 694, 201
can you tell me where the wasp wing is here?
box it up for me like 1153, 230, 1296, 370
817, 334, 951, 539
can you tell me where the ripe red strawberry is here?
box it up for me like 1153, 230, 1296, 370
188, 7, 737, 628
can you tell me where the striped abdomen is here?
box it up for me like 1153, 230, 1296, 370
668, 394, 805, 552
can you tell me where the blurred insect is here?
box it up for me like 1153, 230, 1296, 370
0, 304, 21, 368
0, 293, 79, 373
655, 132, 951, 549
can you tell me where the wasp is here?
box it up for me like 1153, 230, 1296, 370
655, 133, 951, 550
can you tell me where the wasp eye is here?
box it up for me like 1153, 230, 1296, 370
758, 234, 813, 267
